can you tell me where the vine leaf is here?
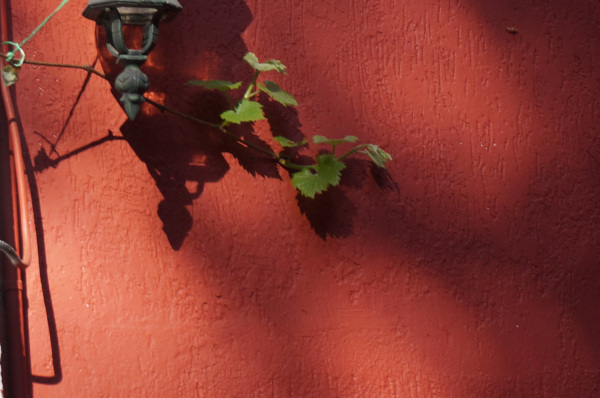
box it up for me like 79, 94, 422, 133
362, 144, 392, 168
244, 52, 287, 74
220, 99, 265, 124
273, 136, 307, 148
259, 81, 297, 106
187, 79, 242, 92
2, 65, 19, 87
313, 135, 359, 146
291, 154, 346, 198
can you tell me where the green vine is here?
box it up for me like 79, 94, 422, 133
2, 51, 391, 198
189, 52, 392, 198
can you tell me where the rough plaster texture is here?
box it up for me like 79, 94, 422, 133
2, 0, 600, 396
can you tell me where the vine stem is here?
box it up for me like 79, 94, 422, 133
278, 158, 312, 170
219, 124, 280, 159
143, 97, 282, 160
243, 70, 260, 99
142, 96, 221, 129
337, 144, 369, 162
0, 53, 108, 79
0, 53, 313, 171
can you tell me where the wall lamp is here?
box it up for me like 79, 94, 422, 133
83, 0, 183, 120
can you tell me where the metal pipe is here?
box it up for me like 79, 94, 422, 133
0, 0, 33, 396
0, 128, 28, 398
0, 5, 31, 270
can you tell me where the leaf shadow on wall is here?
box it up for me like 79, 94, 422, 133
262, 97, 398, 239
261, 98, 360, 239
294, 160, 397, 239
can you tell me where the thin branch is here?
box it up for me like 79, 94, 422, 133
220, 127, 278, 159
143, 96, 280, 159
337, 144, 368, 162
142, 96, 221, 129
278, 157, 312, 171
1, 53, 108, 80
243, 70, 260, 99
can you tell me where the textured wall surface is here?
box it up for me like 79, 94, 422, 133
3, 0, 600, 396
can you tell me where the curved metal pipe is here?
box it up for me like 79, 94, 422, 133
0, 0, 33, 396
0, 56, 31, 269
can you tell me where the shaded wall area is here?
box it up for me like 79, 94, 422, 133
2, 0, 599, 396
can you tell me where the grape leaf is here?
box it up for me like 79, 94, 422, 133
291, 154, 346, 198
315, 154, 346, 186
244, 52, 287, 73
291, 169, 328, 199
362, 144, 392, 168
312, 135, 359, 146
273, 136, 307, 148
187, 79, 242, 92
259, 81, 297, 106
2, 65, 19, 87
220, 99, 265, 124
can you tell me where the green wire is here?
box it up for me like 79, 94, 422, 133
2, 0, 71, 67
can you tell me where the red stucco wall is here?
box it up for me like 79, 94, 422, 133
4, 0, 600, 396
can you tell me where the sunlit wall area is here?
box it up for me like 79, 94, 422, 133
1, 0, 599, 397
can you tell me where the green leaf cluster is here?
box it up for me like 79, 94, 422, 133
188, 52, 392, 198
187, 53, 297, 126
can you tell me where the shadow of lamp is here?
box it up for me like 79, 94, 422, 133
82, 0, 183, 120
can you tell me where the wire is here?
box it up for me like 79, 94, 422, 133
3, 0, 71, 66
